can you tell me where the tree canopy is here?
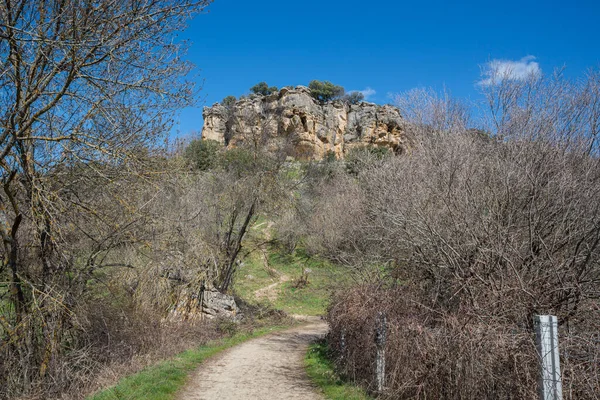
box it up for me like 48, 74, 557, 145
222, 95, 237, 108
184, 139, 222, 171
342, 91, 365, 104
250, 82, 279, 96
308, 80, 345, 102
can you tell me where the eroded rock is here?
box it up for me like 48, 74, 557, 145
201, 86, 408, 159
169, 288, 242, 322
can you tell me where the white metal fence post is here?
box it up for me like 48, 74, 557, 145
534, 315, 563, 400
375, 312, 387, 393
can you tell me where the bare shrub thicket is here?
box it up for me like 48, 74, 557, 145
0, 1, 214, 398
301, 71, 600, 398
126, 149, 294, 313
328, 285, 540, 398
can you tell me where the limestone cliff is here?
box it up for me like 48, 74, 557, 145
201, 86, 407, 159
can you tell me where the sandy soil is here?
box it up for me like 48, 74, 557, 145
177, 317, 327, 400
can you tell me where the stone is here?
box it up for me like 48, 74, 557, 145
169, 288, 242, 322
201, 86, 408, 159
202, 104, 229, 144
201, 290, 241, 320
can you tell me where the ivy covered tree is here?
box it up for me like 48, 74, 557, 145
308, 80, 345, 102
250, 81, 278, 96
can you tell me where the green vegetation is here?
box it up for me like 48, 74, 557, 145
89, 325, 290, 400
342, 91, 365, 104
236, 80, 367, 104
273, 280, 329, 316
221, 95, 236, 108
234, 241, 345, 316
218, 146, 261, 174
308, 80, 345, 102
324, 150, 337, 163
345, 144, 392, 175
183, 139, 279, 174
250, 81, 279, 96
305, 341, 372, 400
184, 139, 222, 171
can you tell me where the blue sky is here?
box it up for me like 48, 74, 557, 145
173, 0, 600, 137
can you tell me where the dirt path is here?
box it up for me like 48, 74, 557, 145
254, 274, 290, 302
177, 317, 327, 400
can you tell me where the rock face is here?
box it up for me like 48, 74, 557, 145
201, 86, 407, 159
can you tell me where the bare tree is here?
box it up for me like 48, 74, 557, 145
479, 68, 600, 154
304, 71, 600, 398
393, 87, 471, 135
0, 1, 210, 396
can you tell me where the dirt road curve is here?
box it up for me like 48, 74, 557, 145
177, 317, 328, 400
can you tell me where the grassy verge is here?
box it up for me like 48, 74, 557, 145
305, 340, 372, 400
89, 324, 290, 400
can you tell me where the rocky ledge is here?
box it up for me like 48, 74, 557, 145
201, 86, 407, 159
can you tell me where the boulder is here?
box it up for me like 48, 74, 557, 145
201, 290, 241, 320
169, 288, 242, 322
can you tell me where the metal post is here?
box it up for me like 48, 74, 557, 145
375, 312, 387, 393
199, 280, 205, 321
340, 327, 346, 362
534, 315, 562, 400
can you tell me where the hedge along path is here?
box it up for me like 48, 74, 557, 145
177, 316, 327, 400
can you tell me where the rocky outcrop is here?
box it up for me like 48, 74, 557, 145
169, 288, 242, 322
201, 290, 241, 320
201, 86, 407, 159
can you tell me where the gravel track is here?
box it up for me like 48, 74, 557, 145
177, 317, 328, 400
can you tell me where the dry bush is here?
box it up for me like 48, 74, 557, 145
64, 300, 221, 400
329, 286, 600, 399
360, 133, 600, 326
0, 135, 298, 398
560, 324, 600, 398
310, 70, 600, 398
0, 285, 221, 400
329, 285, 541, 399
0, 1, 213, 397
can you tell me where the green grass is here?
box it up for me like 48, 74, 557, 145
273, 280, 328, 316
234, 246, 347, 316
305, 340, 372, 400
88, 324, 290, 400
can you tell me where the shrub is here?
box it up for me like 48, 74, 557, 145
183, 139, 221, 171
250, 82, 279, 96
217, 147, 278, 178
221, 95, 236, 108
341, 91, 364, 105
308, 80, 345, 102
218, 147, 255, 174
327, 285, 541, 399
345, 145, 390, 175
324, 150, 337, 163
301, 71, 600, 398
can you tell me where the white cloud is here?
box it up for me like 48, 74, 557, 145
349, 87, 376, 100
478, 56, 541, 86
